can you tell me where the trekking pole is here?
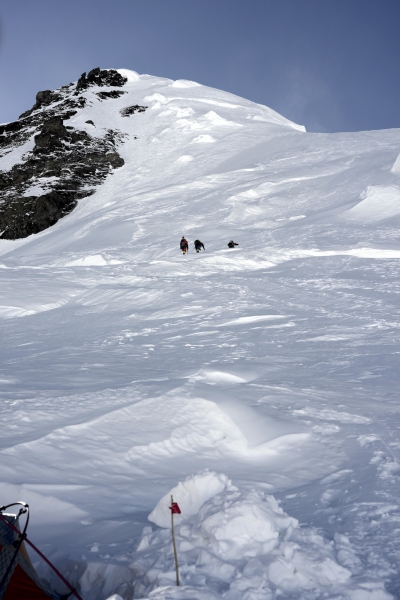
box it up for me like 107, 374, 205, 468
169, 495, 181, 586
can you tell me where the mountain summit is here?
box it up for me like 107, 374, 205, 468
0, 67, 303, 240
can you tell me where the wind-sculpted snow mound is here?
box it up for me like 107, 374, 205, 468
148, 471, 231, 528
124, 472, 391, 600
343, 185, 400, 223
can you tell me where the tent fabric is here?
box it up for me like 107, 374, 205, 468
0, 514, 62, 600
2, 564, 54, 600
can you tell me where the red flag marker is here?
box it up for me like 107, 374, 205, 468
170, 495, 180, 586
169, 502, 181, 514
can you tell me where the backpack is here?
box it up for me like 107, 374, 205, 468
180, 238, 187, 249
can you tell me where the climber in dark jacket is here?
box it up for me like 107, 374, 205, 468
194, 239, 205, 252
180, 236, 189, 253
227, 240, 238, 248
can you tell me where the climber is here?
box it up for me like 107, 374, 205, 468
194, 239, 205, 252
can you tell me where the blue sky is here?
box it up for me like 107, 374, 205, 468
1, 0, 399, 132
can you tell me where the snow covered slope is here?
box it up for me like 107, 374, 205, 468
1, 69, 400, 599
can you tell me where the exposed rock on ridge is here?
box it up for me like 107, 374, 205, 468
0, 68, 136, 240
0, 94, 85, 152
97, 90, 127, 100
76, 67, 127, 92
19, 89, 64, 119
120, 105, 147, 117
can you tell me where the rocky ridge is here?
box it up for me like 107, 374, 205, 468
0, 68, 145, 240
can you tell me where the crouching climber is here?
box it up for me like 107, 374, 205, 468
194, 239, 205, 252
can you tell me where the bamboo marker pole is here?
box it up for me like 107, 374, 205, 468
170, 494, 180, 586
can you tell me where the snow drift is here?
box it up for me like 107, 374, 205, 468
129, 472, 391, 600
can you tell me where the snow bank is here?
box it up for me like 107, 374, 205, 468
116, 68, 140, 82
79, 563, 134, 600
148, 471, 232, 528
343, 185, 400, 222
65, 255, 123, 266
171, 80, 201, 89
0, 483, 88, 524
391, 152, 400, 172
124, 473, 392, 600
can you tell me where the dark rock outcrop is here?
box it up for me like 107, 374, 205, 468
0, 69, 134, 240
0, 96, 85, 152
0, 115, 125, 239
97, 91, 126, 100
76, 68, 127, 92
120, 105, 147, 117
0, 190, 79, 240
0, 116, 125, 239
19, 90, 63, 119
33, 117, 70, 150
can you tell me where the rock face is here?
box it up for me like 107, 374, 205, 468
76, 67, 127, 91
120, 105, 147, 117
19, 90, 64, 119
97, 90, 126, 100
0, 190, 78, 240
0, 68, 136, 240
0, 94, 84, 151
